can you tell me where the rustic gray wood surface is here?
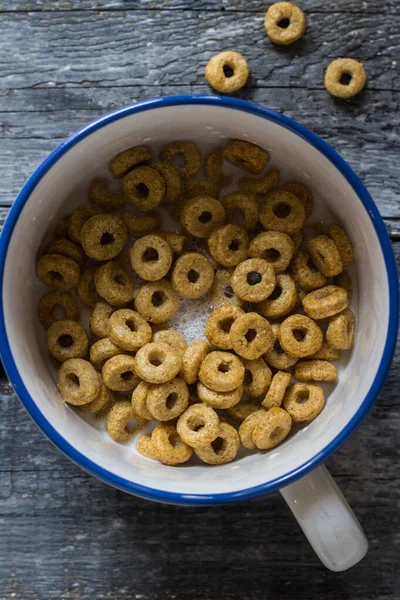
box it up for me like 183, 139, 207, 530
0, 1, 399, 598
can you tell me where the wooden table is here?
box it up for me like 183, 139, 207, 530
0, 1, 399, 598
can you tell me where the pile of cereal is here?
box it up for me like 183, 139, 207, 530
36, 138, 355, 466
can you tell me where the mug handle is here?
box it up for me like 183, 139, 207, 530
280, 465, 368, 571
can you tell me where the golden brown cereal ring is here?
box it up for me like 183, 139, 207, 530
307, 235, 343, 277
194, 422, 240, 465
199, 350, 245, 392
205, 50, 249, 93
253, 406, 292, 450
227, 396, 263, 423
324, 58, 366, 99
57, 358, 101, 406
102, 354, 139, 392
176, 404, 220, 448
180, 340, 211, 385
281, 182, 313, 217
88, 177, 125, 210
231, 258, 276, 303
238, 409, 266, 449
108, 309, 152, 351
47, 319, 89, 363
310, 342, 341, 361
222, 192, 259, 231
260, 190, 305, 235
106, 400, 145, 442
208, 268, 243, 308
89, 301, 113, 339
152, 161, 182, 205
291, 249, 327, 292
130, 234, 173, 282
264, 2, 306, 45
327, 224, 354, 266
171, 252, 215, 299
279, 314, 323, 358
242, 357, 272, 398
302, 285, 349, 320
162, 232, 187, 256
180, 195, 225, 239
334, 270, 352, 294
137, 434, 159, 460
131, 381, 153, 420
110, 145, 153, 178
249, 231, 295, 273
326, 308, 355, 350
68, 204, 103, 244
90, 337, 126, 371
134, 342, 182, 384
291, 230, 303, 251
95, 260, 135, 307
239, 168, 279, 195
151, 422, 193, 465
230, 312, 274, 360
257, 273, 297, 319
122, 211, 161, 236
153, 330, 187, 357
134, 279, 179, 323
53, 214, 70, 240
208, 224, 249, 268
295, 360, 338, 383
77, 380, 113, 414
184, 179, 219, 200
36, 254, 80, 291
146, 377, 189, 421
283, 383, 324, 422
160, 141, 201, 179
224, 139, 269, 175
205, 147, 230, 186
45, 239, 85, 267
262, 371, 292, 410
77, 267, 101, 308
205, 304, 244, 350
38, 291, 79, 329
197, 382, 243, 409
123, 166, 166, 211
81, 213, 128, 262
264, 323, 299, 370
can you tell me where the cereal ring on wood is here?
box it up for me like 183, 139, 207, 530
208, 268, 243, 308
45, 239, 85, 267
180, 340, 210, 385
194, 422, 240, 465
89, 301, 113, 339
227, 396, 263, 423
106, 400, 145, 442
295, 360, 338, 383
162, 232, 187, 256
53, 214, 70, 240
123, 166, 166, 211
134, 279, 179, 323
108, 309, 152, 351
152, 422, 193, 465
253, 406, 292, 449
58, 358, 101, 406
95, 260, 135, 307
122, 211, 160, 237
264, 323, 298, 370
110, 145, 153, 178
334, 270, 352, 294
302, 285, 349, 320
239, 168, 279, 195
160, 141, 201, 179
197, 381, 243, 409
208, 224, 249, 268
130, 234, 173, 282
81, 213, 128, 261
102, 354, 139, 392
257, 273, 297, 319
222, 192, 259, 231
152, 161, 182, 205
36, 254, 80, 290
238, 409, 266, 449
291, 249, 327, 291
47, 319, 89, 363
137, 434, 159, 460
205, 147, 230, 186
153, 330, 187, 357
249, 231, 295, 273
184, 179, 219, 200
205, 50, 249, 93
291, 230, 303, 251
171, 252, 215, 299
68, 204, 103, 244
230, 312, 274, 360
231, 258, 276, 303
281, 182, 313, 217
326, 308, 355, 350
262, 371, 291, 410
310, 342, 341, 361
260, 190, 305, 235
242, 357, 272, 398
180, 195, 225, 238
264, 2, 306, 45
327, 224, 354, 266
324, 58, 366, 99
199, 351, 245, 392
205, 304, 244, 350
146, 377, 189, 421
88, 177, 125, 210
307, 235, 343, 277
176, 404, 220, 448
38, 291, 79, 329
131, 381, 153, 420
134, 342, 182, 384
77, 380, 112, 414
279, 314, 323, 358
283, 383, 324, 422
224, 139, 269, 175
90, 337, 126, 371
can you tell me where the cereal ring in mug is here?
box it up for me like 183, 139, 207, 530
68, 204, 103, 244
153, 330, 187, 357
224, 139, 269, 175
95, 260, 135, 307
222, 192, 259, 231
102, 354, 139, 392
279, 314, 323, 358
123, 166, 166, 211
130, 234, 173, 282
291, 249, 326, 292
122, 211, 161, 237
227, 396, 263, 423
171, 252, 215, 299
262, 370, 292, 410
194, 422, 240, 465
307, 235, 343, 277
134, 279, 179, 323
249, 231, 295, 273
151, 422, 193, 465
146, 377, 189, 421
53, 214, 70, 240
257, 273, 297, 319
230, 312, 274, 360
45, 239, 85, 267
208, 224, 249, 268
283, 383, 324, 422
291, 230, 303, 252
324, 58, 366, 99
38, 290, 79, 329
110, 145, 153, 178
58, 358, 101, 405
334, 270, 352, 294
176, 404, 220, 447
137, 433, 159, 460
309, 342, 341, 361
295, 360, 338, 383
180, 196, 226, 238
238, 409, 267, 449
76, 267, 101, 307
108, 309, 152, 351
327, 224, 354, 266
239, 168, 279, 195
231, 258, 276, 303
77, 379, 113, 415
264, 2, 306, 45
326, 308, 355, 350
205, 147, 230, 186
106, 400, 145, 442
264, 324, 298, 370
281, 182, 313, 217
47, 319, 89, 363
180, 340, 211, 385
242, 357, 272, 398
152, 161, 182, 205
208, 268, 243, 308
160, 233, 185, 257
160, 141, 201, 179
197, 381, 243, 409
36, 254, 80, 291
205, 304, 244, 350
131, 380, 153, 420
88, 177, 125, 210
134, 342, 182, 384
90, 337, 126, 371
252, 406, 292, 450
81, 213, 128, 261
302, 285, 349, 320
205, 50, 249, 93
260, 190, 305, 235
184, 179, 219, 200
89, 301, 113, 339
199, 351, 245, 392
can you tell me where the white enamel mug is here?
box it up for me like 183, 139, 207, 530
0, 96, 398, 571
